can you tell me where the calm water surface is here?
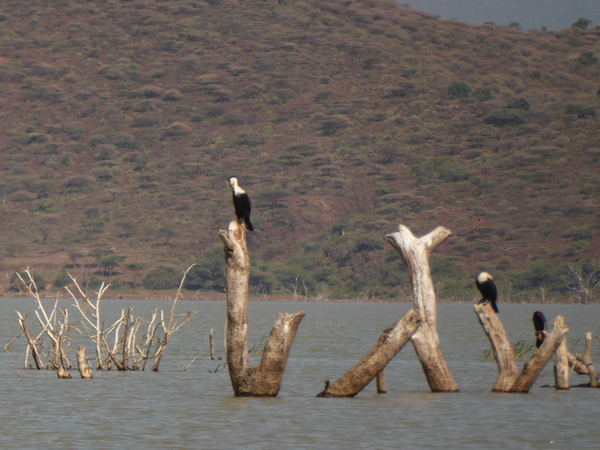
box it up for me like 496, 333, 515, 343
0, 298, 598, 449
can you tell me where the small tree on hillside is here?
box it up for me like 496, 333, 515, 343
565, 262, 600, 304
571, 18, 592, 30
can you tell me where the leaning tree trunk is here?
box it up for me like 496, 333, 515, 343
386, 225, 459, 393
474, 302, 519, 391
317, 309, 421, 397
219, 221, 305, 397
510, 318, 569, 393
474, 304, 569, 393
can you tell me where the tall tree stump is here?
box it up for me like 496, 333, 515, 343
554, 317, 570, 390
386, 225, 459, 393
219, 221, 305, 397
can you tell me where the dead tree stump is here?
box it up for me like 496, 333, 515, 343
474, 302, 519, 391
554, 317, 570, 390
474, 304, 569, 392
76, 345, 93, 379
219, 221, 305, 397
577, 332, 599, 387
317, 309, 421, 397
386, 225, 459, 393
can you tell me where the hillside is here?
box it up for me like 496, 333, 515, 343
0, 0, 598, 301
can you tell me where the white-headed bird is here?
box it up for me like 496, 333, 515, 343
476, 272, 499, 313
228, 177, 254, 232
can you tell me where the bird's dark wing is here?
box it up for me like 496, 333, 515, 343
476, 279, 497, 302
532, 311, 547, 332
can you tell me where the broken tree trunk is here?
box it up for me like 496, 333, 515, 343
474, 302, 519, 391
386, 225, 459, 393
56, 336, 72, 379
219, 221, 305, 397
510, 318, 569, 392
474, 306, 569, 392
554, 317, 570, 390
577, 332, 599, 387
317, 309, 421, 397
76, 345, 93, 379
568, 352, 589, 375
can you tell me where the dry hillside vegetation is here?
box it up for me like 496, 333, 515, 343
0, 0, 598, 300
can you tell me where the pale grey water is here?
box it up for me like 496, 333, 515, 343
0, 298, 598, 449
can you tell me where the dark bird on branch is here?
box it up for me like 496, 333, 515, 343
228, 177, 254, 231
476, 272, 499, 313
532, 311, 548, 348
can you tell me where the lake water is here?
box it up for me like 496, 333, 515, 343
0, 298, 598, 449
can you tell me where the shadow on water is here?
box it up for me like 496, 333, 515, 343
0, 298, 598, 448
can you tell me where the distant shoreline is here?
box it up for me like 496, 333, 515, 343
1, 291, 590, 305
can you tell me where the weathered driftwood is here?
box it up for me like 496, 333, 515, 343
568, 352, 589, 375
474, 302, 519, 391
554, 317, 570, 390
219, 221, 305, 397
510, 317, 569, 393
386, 225, 459, 393
576, 332, 599, 387
76, 345, 93, 379
317, 309, 421, 397
474, 305, 569, 392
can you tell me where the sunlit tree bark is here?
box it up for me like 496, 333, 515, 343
220, 221, 305, 396
387, 225, 459, 393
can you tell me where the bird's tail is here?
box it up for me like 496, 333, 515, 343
490, 300, 499, 313
245, 218, 254, 232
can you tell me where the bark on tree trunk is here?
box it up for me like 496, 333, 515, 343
554, 317, 570, 390
386, 225, 459, 393
76, 345, 93, 379
474, 307, 569, 393
219, 221, 305, 397
56, 336, 72, 379
567, 352, 589, 375
577, 332, 599, 387
474, 302, 519, 391
317, 309, 421, 397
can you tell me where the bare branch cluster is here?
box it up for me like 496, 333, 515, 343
16, 268, 74, 373
15, 266, 197, 377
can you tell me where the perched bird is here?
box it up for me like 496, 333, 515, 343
476, 272, 499, 313
532, 311, 547, 348
228, 177, 254, 231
